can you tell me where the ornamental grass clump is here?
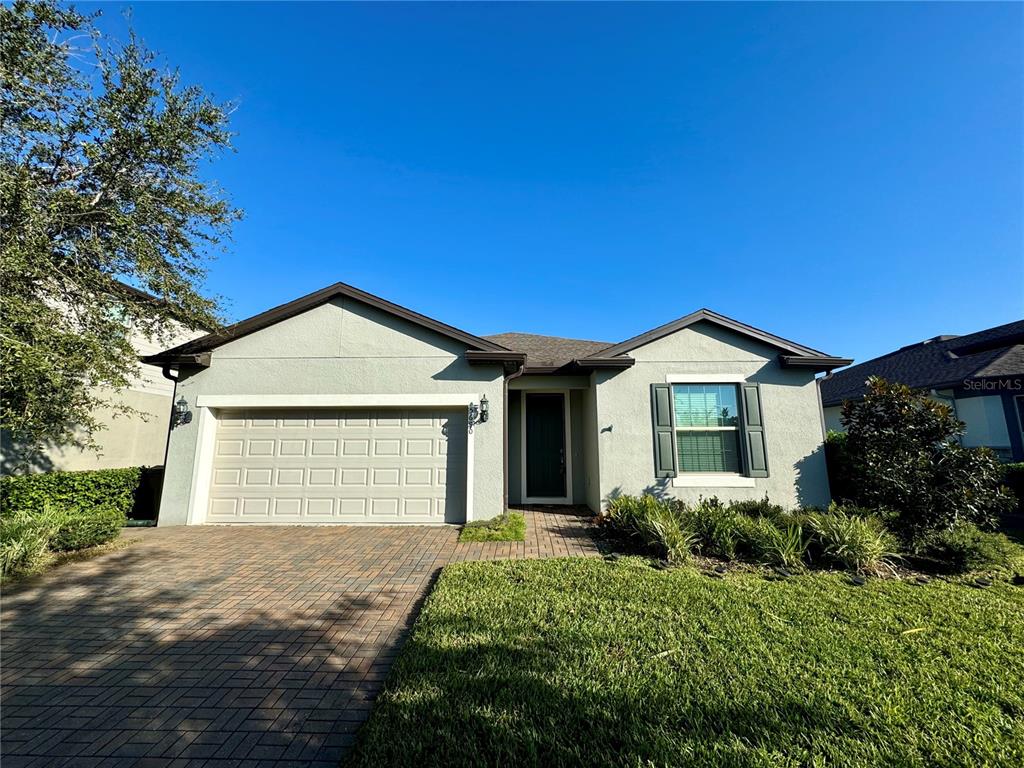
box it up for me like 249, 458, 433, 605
806, 505, 897, 574
0, 505, 62, 578
687, 497, 744, 560
605, 494, 696, 565
740, 515, 810, 571
0, 500, 126, 580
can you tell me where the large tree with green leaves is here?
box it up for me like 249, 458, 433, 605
838, 376, 1014, 545
1, 0, 239, 463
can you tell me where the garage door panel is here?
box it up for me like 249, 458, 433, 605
338, 498, 367, 519
207, 407, 466, 524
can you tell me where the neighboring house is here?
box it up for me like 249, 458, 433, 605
144, 281, 850, 526
820, 320, 1024, 462
1, 285, 204, 473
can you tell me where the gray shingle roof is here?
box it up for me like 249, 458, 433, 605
820, 319, 1024, 406
483, 333, 613, 369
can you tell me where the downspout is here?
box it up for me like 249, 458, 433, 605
150, 364, 181, 526
815, 375, 828, 442
159, 365, 180, 468
503, 361, 527, 512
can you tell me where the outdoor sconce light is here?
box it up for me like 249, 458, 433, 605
468, 395, 489, 433
171, 396, 192, 428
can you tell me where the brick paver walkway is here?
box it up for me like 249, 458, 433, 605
1, 508, 600, 767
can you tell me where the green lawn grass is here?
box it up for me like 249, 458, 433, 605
458, 511, 526, 542
347, 557, 1024, 768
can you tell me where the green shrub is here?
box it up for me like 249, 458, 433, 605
688, 497, 744, 559
0, 506, 62, 578
606, 494, 695, 565
1003, 463, 1024, 514
740, 516, 809, 571
807, 506, 897, 573
840, 377, 1014, 545
728, 495, 786, 519
824, 430, 855, 503
49, 506, 126, 552
923, 524, 1024, 574
0, 467, 142, 518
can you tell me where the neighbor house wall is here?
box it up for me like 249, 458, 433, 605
822, 405, 843, 434
593, 321, 831, 509
158, 297, 504, 525
826, 388, 1022, 462
2, 322, 201, 473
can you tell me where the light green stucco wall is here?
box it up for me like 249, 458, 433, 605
158, 297, 504, 525
2, 388, 172, 473
581, 379, 601, 512
593, 321, 832, 510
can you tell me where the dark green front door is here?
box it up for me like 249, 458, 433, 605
525, 393, 566, 499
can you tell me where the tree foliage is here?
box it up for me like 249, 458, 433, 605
840, 376, 1014, 545
1, 0, 239, 461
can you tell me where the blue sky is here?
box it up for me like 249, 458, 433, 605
87, 2, 1021, 363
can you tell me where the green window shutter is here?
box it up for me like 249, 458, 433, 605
650, 384, 678, 478
740, 382, 769, 478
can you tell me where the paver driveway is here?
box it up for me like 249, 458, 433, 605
1, 509, 601, 768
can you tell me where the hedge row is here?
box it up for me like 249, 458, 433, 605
0, 466, 162, 520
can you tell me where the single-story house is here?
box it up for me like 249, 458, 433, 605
821, 319, 1024, 462
144, 281, 851, 525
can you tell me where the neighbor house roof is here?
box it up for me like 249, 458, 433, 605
143, 281, 850, 373
820, 319, 1024, 407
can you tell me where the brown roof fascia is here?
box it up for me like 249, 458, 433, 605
144, 351, 212, 368
464, 350, 527, 364
573, 356, 636, 370
779, 355, 854, 372
143, 281, 511, 365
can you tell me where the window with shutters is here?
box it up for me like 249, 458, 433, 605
672, 384, 741, 472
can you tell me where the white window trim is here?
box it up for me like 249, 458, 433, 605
521, 389, 573, 505
185, 393, 480, 525
673, 474, 756, 488
665, 373, 747, 383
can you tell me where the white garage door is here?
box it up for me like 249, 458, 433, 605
207, 408, 467, 524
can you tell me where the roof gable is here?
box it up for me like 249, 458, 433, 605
590, 309, 828, 359
144, 281, 512, 365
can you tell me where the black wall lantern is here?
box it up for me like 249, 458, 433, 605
468, 395, 489, 433
171, 396, 192, 428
